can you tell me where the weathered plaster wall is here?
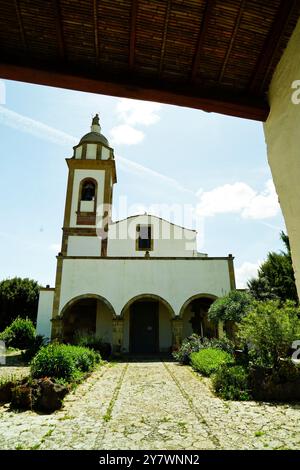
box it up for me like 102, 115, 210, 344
108, 215, 198, 257
67, 236, 101, 256
96, 300, 113, 344
264, 18, 300, 295
58, 258, 231, 317
36, 290, 54, 339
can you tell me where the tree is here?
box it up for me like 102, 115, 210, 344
248, 232, 298, 303
208, 290, 253, 323
238, 300, 300, 367
0, 277, 40, 331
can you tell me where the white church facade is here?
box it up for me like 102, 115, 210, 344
36, 115, 235, 354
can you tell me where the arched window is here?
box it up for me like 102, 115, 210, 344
81, 180, 96, 201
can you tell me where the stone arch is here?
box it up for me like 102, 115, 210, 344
179, 293, 218, 340
179, 293, 217, 318
60, 293, 116, 318
120, 293, 175, 319
59, 294, 116, 344
121, 293, 175, 354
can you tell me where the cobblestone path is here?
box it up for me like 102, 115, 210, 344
0, 359, 300, 450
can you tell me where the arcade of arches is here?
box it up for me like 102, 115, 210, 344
59, 293, 222, 354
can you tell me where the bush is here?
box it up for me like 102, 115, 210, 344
238, 300, 300, 367
213, 365, 251, 400
30, 344, 101, 381
173, 334, 235, 365
0, 317, 35, 350
74, 333, 112, 360
172, 334, 204, 364
208, 290, 253, 324
190, 348, 233, 376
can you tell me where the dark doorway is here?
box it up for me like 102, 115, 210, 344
130, 301, 159, 354
62, 298, 97, 343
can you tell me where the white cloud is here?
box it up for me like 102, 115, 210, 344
49, 243, 60, 252
110, 124, 144, 145
196, 179, 280, 220
235, 261, 261, 288
0, 106, 77, 147
115, 98, 161, 126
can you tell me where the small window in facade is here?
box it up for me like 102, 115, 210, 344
81, 181, 95, 201
136, 225, 152, 251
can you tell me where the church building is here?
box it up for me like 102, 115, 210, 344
36, 115, 235, 354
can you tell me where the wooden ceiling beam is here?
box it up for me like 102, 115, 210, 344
218, 0, 245, 83
159, 0, 172, 76
53, 0, 65, 60
249, 0, 297, 92
14, 0, 27, 51
0, 61, 269, 121
129, 0, 138, 69
93, 0, 99, 65
191, 0, 216, 82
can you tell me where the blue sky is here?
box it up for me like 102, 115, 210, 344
0, 79, 285, 288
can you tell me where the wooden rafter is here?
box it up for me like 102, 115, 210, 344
93, 0, 99, 65
14, 0, 27, 51
53, 0, 65, 60
0, 61, 269, 121
159, 0, 172, 76
249, 0, 297, 92
191, 0, 216, 82
129, 0, 138, 69
218, 0, 245, 83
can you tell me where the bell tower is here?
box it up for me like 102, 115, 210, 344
61, 114, 116, 258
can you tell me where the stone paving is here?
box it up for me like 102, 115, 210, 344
0, 359, 300, 450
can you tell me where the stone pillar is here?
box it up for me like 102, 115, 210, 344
51, 316, 63, 342
172, 318, 183, 350
112, 317, 124, 353
264, 18, 300, 298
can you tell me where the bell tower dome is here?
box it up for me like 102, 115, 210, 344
61, 115, 116, 258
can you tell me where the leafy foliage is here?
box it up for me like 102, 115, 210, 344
0, 277, 40, 330
208, 290, 253, 323
30, 344, 101, 381
248, 232, 298, 303
238, 300, 300, 367
213, 365, 251, 400
172, 334, 234, 364
190, 348, 233, 376
0, 317, 35, 350
74, 333, 112, 360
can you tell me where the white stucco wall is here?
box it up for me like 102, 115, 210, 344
86, 143, 97, 159
67, 236, 101, 256
107, 215, 197, 257
58, 258, 231, 317
264, 18, 300, 295
36, 290, 54, 339
96, 300, 112, 343
70, 169, 105, 228
102, 147, 110, 160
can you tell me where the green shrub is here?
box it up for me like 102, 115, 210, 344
30, 344, 101, 381
74, 333, 112, 359
213, 365, 251, 400
208, 290, 253, 324
190, 348, 233, 376
172, 334, 204, 364
173, 334, 235, 365
0, 317, 35, 350
238, 300, 300, 367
